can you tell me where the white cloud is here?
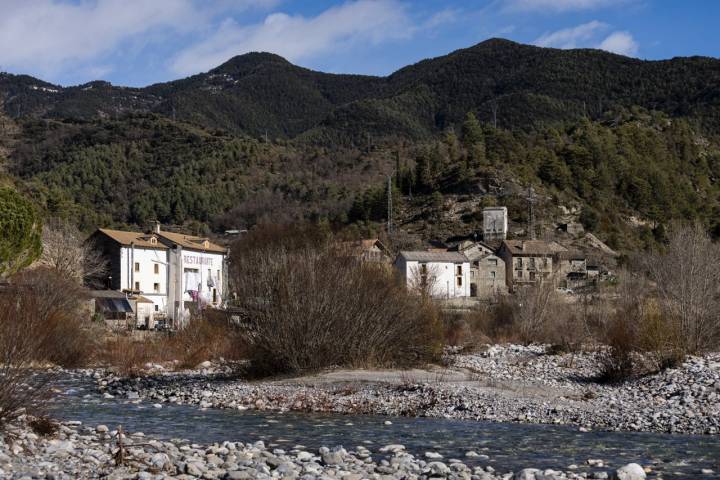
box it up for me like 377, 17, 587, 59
535, 21, 639, 56
505, 0, 627, 12
0, 0, 274, 81
598, 31, 639, 56
534, 21, 607, 49
170, 0, 414, 76
422, 8, 460, 29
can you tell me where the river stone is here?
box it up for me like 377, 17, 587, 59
225, 471, 254, 480
515, 468, 541, 480
45, 440, 74, 454
95, 425, 109, 433
425, 452, 443, 459
296, 451, 314, 462
321, 450, 343, 466
427, 462, 451, 476
613, 463, 646, 480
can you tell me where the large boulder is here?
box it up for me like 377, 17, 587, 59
613, 463, 646, 480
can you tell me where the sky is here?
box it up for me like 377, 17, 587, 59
0, 0, 717, 87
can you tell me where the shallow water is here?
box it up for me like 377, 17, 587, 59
48, 375, 720, 478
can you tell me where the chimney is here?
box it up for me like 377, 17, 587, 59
154, 221, 161, 234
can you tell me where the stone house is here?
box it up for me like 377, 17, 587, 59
498, 240, 568, 289
457, 241, 507, 298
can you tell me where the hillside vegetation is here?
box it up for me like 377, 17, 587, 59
2, 39, 719, 143
1, 39, 719, 249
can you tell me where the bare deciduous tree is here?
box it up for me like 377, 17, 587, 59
39, 218, 107, 286
407, 263, 441, 298
641, 222, 720, 353
514, 276, 558, 342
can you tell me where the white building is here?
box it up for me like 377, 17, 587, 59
394, 251, 470, 298
483, 206, 508, 241
156, 229, 228, 326
91, 226, 228, 327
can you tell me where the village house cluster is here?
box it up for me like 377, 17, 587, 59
88, 223, 228, 329
393, 207, 602, 300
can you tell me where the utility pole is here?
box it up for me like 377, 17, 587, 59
387, 175, 393, 235
526, 186, 537, 240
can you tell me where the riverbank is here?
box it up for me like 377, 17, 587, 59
100, 345, 720, 435
1, 415, 656, 479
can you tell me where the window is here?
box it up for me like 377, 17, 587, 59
208, 268, 212, 279
154, 264, 159, 274
134, 281, 140, 291
517, 271, 523, 279
153, 283, 160, 293
154, 305, 159, 312
212, 288, 217, 304
516, 258, 523, 268
150, 236, 157, 245
456, 276, 462, 287
529, 257, 536, 268
420, 264, 428, 274
134, 262, 140, 272
490, 271, 496, 278
488, 258, 498, 266
530, 272, 536, 281
456, 265, 463, 275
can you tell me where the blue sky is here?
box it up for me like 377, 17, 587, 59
1, 0, 717, 87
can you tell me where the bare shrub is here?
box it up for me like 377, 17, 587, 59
167, 312, 248, 369
230, 224, 444, 376
11, 268, 97, 367
0, 294, 50, 427
96, 313, 248, 374
640, 222, 720, 354
513, 278, 558, 343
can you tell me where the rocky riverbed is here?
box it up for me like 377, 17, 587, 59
99, 345, 720, 436
1, 415, 656, 480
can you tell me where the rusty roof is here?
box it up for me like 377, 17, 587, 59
96, 229, 167, 249
156, 230, 226, 254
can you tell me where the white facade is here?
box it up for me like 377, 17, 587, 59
395, 252, 470, 298
483, 206, 508, 241
118, 246, 169, 314
94, 227, 228, 328
168, 247, 227, 325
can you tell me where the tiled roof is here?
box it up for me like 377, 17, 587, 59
156, 230, 226, 254
399, 251, 468, 262
501, 240, 568, 256
96, 229, 167, 249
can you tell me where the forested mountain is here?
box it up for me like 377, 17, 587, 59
1, 39, 719, 250
2, 39, 719, 143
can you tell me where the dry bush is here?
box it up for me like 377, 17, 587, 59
167, 312, 248, 369
11, 268, 97, 367
230, 224, 444, 376
97, 313, 248, 374
640, 222, 720, 354
513, 278, 558, 343
597, 271, 683, 382
97, 335, 161, 376
0, 268, 97, 428
0, 295, 50, 427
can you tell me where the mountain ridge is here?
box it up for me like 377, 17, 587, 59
1, 38, 719, 142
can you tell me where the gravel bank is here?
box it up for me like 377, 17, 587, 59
1, 416, 653, 480
101, 346, 720, 435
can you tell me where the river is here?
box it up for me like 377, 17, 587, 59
48, 374, 720, 478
